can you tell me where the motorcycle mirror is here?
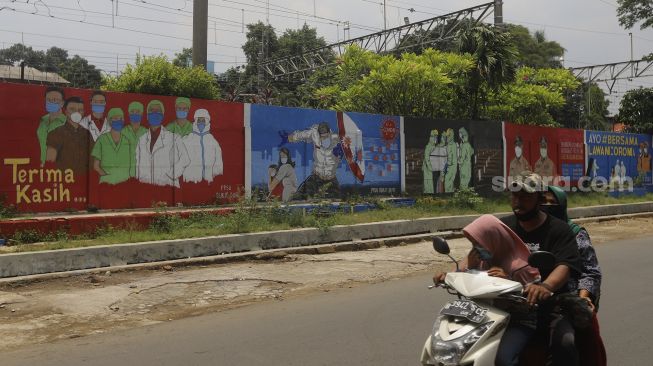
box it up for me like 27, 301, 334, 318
432, 237, 450, 255
528, 251, 556, 272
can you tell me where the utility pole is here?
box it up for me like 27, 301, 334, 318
192, 0, 208, 69
494, 0, 503, 25
383, 0, 387, 30
629, 32, 634, 78
313, 0, 316, 17
242, 9, 245, 33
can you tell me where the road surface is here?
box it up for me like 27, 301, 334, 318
2, 236, 651, 366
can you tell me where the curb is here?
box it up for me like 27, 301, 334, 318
0, 231, 461, 286
1, 202, 652, 279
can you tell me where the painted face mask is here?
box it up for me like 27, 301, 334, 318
129, 113, 142, 124
280, 157, 288, 164
111, 120, 124, 132
515, 146, 522, 158
148, 112, 164, 126
540, 148, 548, 159
70, 112, 82, 124
321, 138, 331, 149
176, 110, 189, 119
91, 103, 106, 114
197, 122, 206, 132
46, 101, 61, 113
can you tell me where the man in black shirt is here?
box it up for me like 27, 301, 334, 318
502, 172, 581, 366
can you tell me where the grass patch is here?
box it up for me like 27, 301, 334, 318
2, 191, 652, 254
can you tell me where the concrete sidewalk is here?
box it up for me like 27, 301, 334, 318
1, 202, 652, 278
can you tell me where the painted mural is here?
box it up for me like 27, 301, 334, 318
404, 118, 503, 195
0, 82, 244, 212
585, 130, 652, 188
504, 123, 585, 187
249, 105, 401, 201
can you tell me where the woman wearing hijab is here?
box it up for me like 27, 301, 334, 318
460, 214, 541, 366
540, 186, 606, 366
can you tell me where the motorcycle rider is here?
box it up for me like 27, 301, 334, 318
540, 186, 606, 366
500, 172, 581, 366
462, 214, 542, 366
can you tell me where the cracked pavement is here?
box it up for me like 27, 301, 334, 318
0, 217, 651, 352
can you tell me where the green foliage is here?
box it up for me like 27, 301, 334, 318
505, 25, 565, 69
173, 48, 193, 68
0, 44, 102, 89
618, 87, 653, 134
617, 0, 653, 29
553, 82, 611, 130
448, 188, 485, 209
486, 67, 581, 125
316, 46, 474, 118
103, 55, 220, 99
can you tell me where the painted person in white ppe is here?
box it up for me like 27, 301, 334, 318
182, 109, 223, 183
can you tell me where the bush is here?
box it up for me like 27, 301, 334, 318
449, 188, 485, 209
12, 229, 45, 244
0, 194, 17, 219
150, 214, 182, 233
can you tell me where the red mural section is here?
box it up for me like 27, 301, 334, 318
504, 123, 585, 187
0, 82, 244, 213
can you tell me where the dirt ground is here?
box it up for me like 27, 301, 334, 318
0, 217, 651, 352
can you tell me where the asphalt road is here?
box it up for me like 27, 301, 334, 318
3, 236, 651, 366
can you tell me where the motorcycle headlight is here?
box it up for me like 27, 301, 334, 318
430, 320, 494, 366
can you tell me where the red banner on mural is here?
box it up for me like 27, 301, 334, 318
0, 82, 244, 213
504, 122, 585, 187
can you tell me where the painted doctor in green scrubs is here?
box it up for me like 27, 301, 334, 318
92, 108, 133, 184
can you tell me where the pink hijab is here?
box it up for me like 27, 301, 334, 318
462, 214, 540, 285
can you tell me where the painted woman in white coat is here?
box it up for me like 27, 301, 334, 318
135, 99, 190, 187
182, 109, 223, 183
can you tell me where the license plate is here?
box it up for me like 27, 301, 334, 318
440, 300, 488, 323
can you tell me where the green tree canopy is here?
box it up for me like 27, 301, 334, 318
315, 46, 474, 119
617, 0, 653, 29
103, 55, 220, 99
618, 87, 653, 134
486, 67, 581, 126
0, 44, 102, 89
172, 48, 193, 68
504, 25, 565, 68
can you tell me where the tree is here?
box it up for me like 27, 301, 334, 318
0, 44, 102, 89
485, 67, 581, 126
172, 48, 193, 68
617, 0, 653, 29
553, 82, 611, 130
617, 0, 653, 58
456, 24, 518, 119
103, 55, 220, 99
618, 87, 653, 134
504, 25, 565, 68
315, 46, 474, 119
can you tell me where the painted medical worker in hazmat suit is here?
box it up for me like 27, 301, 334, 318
182, 109, 223, 183
458, 127, 474, 189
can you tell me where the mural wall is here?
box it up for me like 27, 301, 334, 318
585, 130, 652, 187
0, 82, 244, 212
404, 118, 503, 195
504, 123, 585, 187
1, 81, 652, 214
249, 105, 401, 201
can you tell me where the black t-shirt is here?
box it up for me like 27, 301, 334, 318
501, 213, 581, 279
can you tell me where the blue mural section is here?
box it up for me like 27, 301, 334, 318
585, 131, 652, 187
250, 105, 401, 201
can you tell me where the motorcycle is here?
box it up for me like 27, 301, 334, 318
420, 237, 555, 366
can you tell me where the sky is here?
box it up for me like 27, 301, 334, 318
0, 0, 652, 114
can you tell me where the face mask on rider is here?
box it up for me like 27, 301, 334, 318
540, 204, 565, 221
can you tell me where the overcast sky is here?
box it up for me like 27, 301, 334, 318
1, 0, 652, 113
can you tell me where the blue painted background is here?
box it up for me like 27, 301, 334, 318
250, 105, 401, 198
585, 130, 653, 185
